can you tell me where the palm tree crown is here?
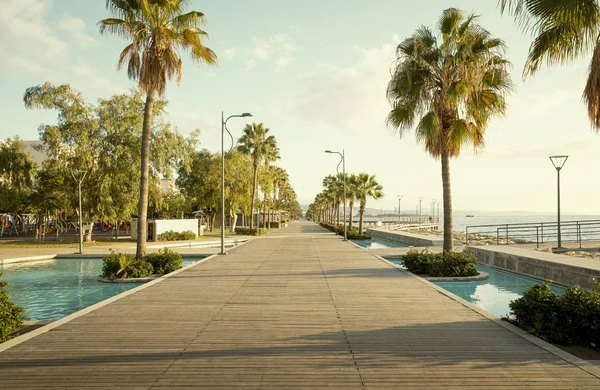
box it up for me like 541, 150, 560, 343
99, 0, 217, 96
237, 123, 278, 228
499, 0, 600, 128
355, 173, 383, 234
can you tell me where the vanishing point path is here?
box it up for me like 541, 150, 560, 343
1, 221, 600, 389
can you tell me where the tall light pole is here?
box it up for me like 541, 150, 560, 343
397, 194, 402, 224
418, 197, 423, 222
71, 170, 87, 254
221, 111, 252, 255
325, 149, 346, 241
550, 155, 568, 249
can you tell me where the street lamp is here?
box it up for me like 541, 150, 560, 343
325, 149, 346, 241
397, 194, 402, 224
71, 170, 87, 254
550, 155, 568, 249
221, 111, 252, 255
418, 197, 423, 222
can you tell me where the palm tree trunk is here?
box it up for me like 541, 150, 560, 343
136, 90, 154, 259
441, 150, 453, 251
349, 201, 354, 229
359, 201, 365, 235
250, 162, 258, 229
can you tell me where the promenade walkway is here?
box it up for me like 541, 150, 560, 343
1, 222, 599, 388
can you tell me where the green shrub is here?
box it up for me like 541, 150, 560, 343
509, 279, 600, 347
158, 230, 197, 241
0, 273, 25, 343
401, 250, 478, 277
126, 259, 155, 278
145, 248, 183, 274
402, 249, 432, 274
102, 252, 153, 279
428, 251, 478, 277
235, 227, 268, 236
509, 281, 562, 342
319, 223, 337, 232
332, 226, 371, 240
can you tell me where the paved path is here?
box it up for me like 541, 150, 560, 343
1, 222, 600, 389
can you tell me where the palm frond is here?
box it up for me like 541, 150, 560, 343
584, 42, 600, 130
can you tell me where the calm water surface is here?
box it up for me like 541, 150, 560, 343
1, 257, 203, 320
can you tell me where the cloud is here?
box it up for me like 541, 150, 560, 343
289, 36, 401, 135
57, 15, 96, 47
222, 47, 237, 59
275, 56, 294, 70
2, 55, 45, 74
245, 59, 257, 71
245, 33, 298, 71
71, 64, 128, 97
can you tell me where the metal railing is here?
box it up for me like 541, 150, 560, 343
465, 219, 600, 248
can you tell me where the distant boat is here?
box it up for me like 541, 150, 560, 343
466, 214, 474, 217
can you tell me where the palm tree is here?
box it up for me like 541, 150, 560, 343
237, 123, 277, 228
98, 0, 217, 258
355, 173, 383, 234
499, 0, 600, 129
346, 174, 358, 230
387, 8, 512, 251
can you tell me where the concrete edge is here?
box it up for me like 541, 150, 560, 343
369, 253, 600, 380
424, 271, 489, 282
0, 252, 219, 353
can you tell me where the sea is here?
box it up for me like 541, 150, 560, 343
442, 214, 600, 233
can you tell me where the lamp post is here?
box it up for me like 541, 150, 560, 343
325, 149, 346, 241
71, 170, 87, 254
397, 194, 402, 225
549, 155, 568, 249
221, 111, 252, 255
418, 197, 423, 222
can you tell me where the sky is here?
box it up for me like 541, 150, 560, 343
1, 0, 599, 215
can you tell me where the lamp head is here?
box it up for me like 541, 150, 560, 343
397, 194, 402, 200
325, 150, 332, 153
549, 155, 568, 170
241, 113, 252, 117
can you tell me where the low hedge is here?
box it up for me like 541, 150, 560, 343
320, 223, 371, 239
102, 249, 183, 279
158, 230, 197, 241
402, 249, 478, 277
235, 227, 268, 236
146, 248, 183, 274
508, 279, 600, 349
0, 273, 25, 343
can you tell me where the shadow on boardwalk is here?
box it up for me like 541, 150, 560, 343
0, 321, 576, 371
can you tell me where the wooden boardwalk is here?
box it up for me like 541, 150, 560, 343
1, 221, 599, 389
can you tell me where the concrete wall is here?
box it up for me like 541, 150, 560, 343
468, 245, 600, 289
367, 229, 443, 247
131, 219, 198, 241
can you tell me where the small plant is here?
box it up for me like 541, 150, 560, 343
145, 248, 183, 274
0, 272, 25, 343
402, 249, 432, 274
125, 259, 155, 278
158, 230, 197, 241
102, 252, 153, 279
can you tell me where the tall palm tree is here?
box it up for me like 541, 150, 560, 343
499, 0, 600, 129
387, 8, 512, 251
355, 173, 383, 234
346, 174, 358, 230
98, 0, 217, 258
237, 123, 277, 228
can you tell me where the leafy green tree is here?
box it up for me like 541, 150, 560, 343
237, 123, 277, 228
0, 138, 36, 214
355, 173, 383, 234
386, 8, 512, 250
499, 0, 600, 128
99, 0, 217, 257
224, 150, 253, 230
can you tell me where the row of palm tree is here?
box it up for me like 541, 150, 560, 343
308, 173, 383, 234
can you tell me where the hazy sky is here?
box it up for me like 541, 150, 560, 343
1, 0, 598, 214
